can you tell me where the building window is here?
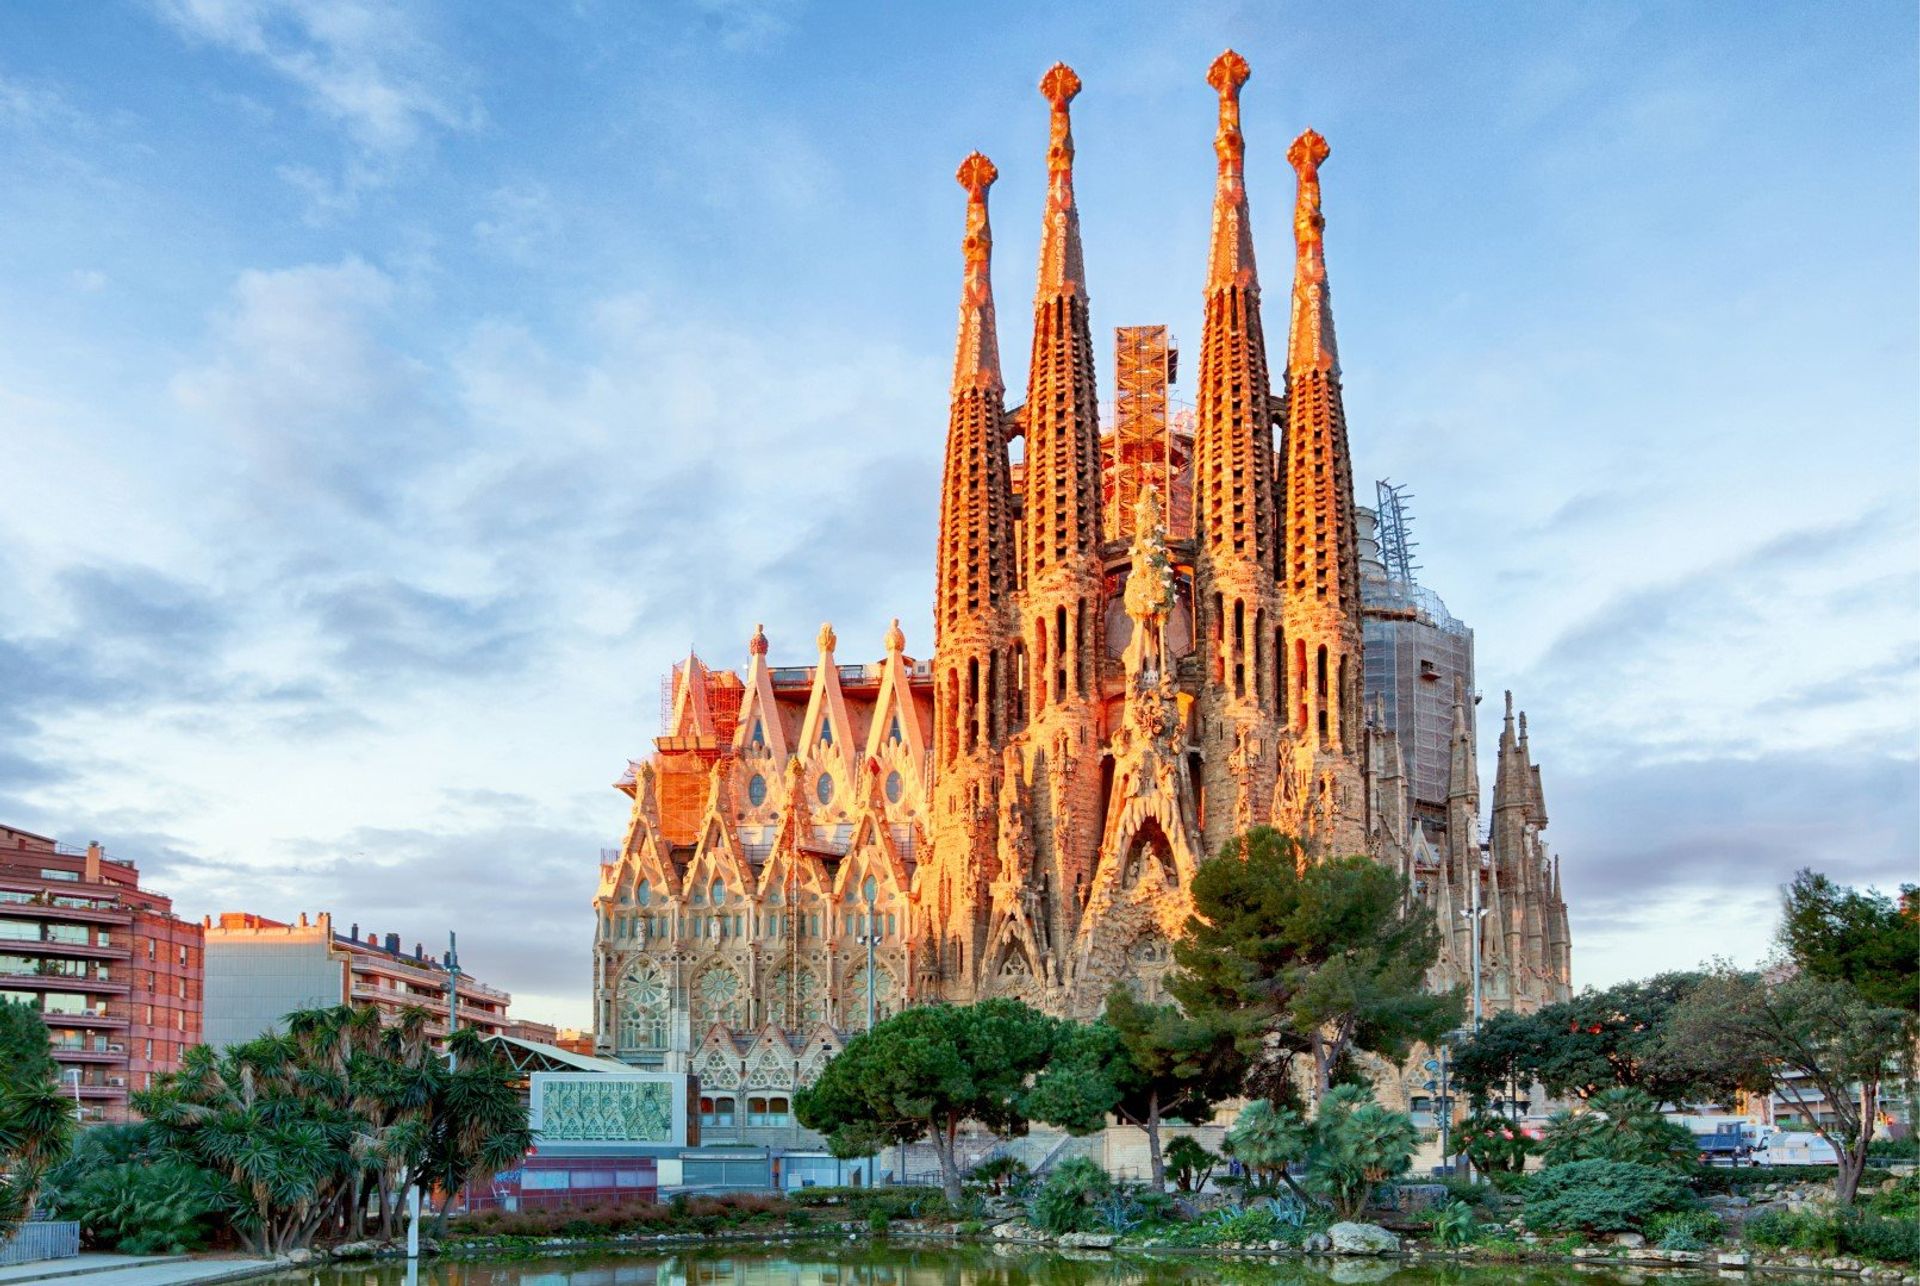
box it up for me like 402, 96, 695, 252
747, 774, 768, 806
710, 878, 725, 906
692, 966, 743, 1029
747, 1095, 790, 1127
698, 1095, 736, 1129
885, 770, 903, 803
816, 774, 834, 805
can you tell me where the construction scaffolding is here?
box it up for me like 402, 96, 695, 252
1105, 325, 1192, 540
1375, 478, 1420, 585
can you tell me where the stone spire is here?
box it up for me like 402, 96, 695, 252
1035, 63, 1088, 299
1193, 50, 1283, 856
1445, 676, 1479, 893
952, 153, 1003, 396
1279, 127, 1366, 857
1021, 62, 1106, 946
929, 152, 1020, 999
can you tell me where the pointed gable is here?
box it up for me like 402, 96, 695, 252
796, 622, 857, 777
732, 623, 792, 763
862, 617, 929, 780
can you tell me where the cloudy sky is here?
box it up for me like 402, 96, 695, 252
1, 2, 1913, 1029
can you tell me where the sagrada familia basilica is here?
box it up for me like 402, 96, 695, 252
592, 54, 1573, 1098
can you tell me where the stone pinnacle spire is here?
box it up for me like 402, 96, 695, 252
1035, 63, 1087, 299
935, 151, 1017, 654
1205, 49, 1258, 291
952, 152, 1003, 394
1286, 128, 1338, 375
1193, 49, 1281, 855
1021, 60, 1104, 945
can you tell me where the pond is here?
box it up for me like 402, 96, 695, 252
264, 1245, 1832, 1286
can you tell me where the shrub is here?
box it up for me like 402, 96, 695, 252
1305, 1086, 1418, 1220
971, 1155, 1032, 1196
1646, 1209, 1724, 1251
1538, 1088, 1696, 1170
1437, 1175, 1500, 1210
1523, 1160, 1698, 1234
1164, 1136, 1220, 1194
1029, 1157, 1111, 1235
1868, 1136, 1918, 1161
1864, 1171, 1919, 1220
1745, 1209, 1918, 1264
1839, 1213, 1920, 1264
50, 1160, 226, 1253
1430, 1200, 1475, 1248
1453, 1113, 1534, 1178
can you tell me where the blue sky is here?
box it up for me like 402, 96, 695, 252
1, 1, 1914, 1027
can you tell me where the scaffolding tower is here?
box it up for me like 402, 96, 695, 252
1375, 478, 1420, 585
1108, 325, 1178, 539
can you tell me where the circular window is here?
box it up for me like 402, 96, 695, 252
816, 773, 834, 805
884, 770, 903, 803
747, 774, 768, 806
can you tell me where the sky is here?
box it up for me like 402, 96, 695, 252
0, 1, 1914, 1030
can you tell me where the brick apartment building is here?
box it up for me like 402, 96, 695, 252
0, 824, 204, 1122
202, 911, 517, 1047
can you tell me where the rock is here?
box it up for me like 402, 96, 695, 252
1327, 1222, 1400, 1256
1056, 1232, 1115, 1249
1611, 1232, 1645, 1248
285, 1250, 313, 1265
1303, 1232, 1333, 1254
1327, 1262, 1396, 1284
331, 1240, 382, 1260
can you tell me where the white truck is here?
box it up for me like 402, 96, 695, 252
1749, 1127, 1840, 1167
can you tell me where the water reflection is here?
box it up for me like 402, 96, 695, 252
271, 1246, 1825, 1286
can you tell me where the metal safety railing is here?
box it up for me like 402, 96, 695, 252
0, 1221, 80, 1266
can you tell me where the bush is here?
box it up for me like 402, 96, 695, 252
971, 1155, 1031, 1196
1863, 1171, 1919, 1220
1164, 1136, 1220, 1194
1646, 1209, 1724, 1251
1868, 1136, 1918, 1161
50, 1160, 227, 1253
1436, 1175, 1501, 1210
1745, 1209, 1919, 1263
1029, 1158, 1111, 1235
1523, 1160, 1698, 1234
1453, 1113, 1534, 1177
1538, 1088, 1696, 1171
1303, 1086, 1418, 1220
1431, 1200, 1475, 1248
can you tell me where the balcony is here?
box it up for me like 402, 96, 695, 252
50, 1044, 121, 1064
49, 1008, 128, 1029
0, 969, 129, 995
0, 938, 129, 962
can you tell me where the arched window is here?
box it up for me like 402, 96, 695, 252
819, 717, 833, 747
710, 878, 726, 906
618, 962, 669, 1051
636, 879, 651, 907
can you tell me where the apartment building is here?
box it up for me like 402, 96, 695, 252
202, 910, 514, 1047
0, 824, 204, 1122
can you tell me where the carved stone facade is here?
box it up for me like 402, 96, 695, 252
592, 53, 1573, 1093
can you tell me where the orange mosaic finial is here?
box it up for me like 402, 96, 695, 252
1035, 62, 1086, 298
1205, 49, 1258, 292
884, 617, 906, 655
952, 152, 1002, 394
816, 621, 837, 656
748, 622, 769, 656
1287, 127, 1338, 374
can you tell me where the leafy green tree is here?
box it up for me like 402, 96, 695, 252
793, 999, 1061, 1204
1779, 870, 1919, 1012
1163, 1135, 1219, 1194
0, 999, 76, 1234
1025, 988, 1244, 1192
1171, 828, 1462, 1099
1451, 972, 1735, 1109
1306, 1084, 1418, 1220
1537, 1087, 1695, 1170
1664, 969, 1910, 1205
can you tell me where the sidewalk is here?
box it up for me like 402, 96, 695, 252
0, 1256, 284, 1286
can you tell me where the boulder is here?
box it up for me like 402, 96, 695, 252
285, 1250, 313, 1265
1056, 1232, 1115, 1249
1610, 1232, 1645, 1248
1303, 1232, 1333, 1254
1327, 1222, 1400, 1256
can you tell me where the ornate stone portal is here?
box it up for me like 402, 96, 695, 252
592, 53, 1573, 1091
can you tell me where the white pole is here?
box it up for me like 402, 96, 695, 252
405, 1185, 421, 1259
